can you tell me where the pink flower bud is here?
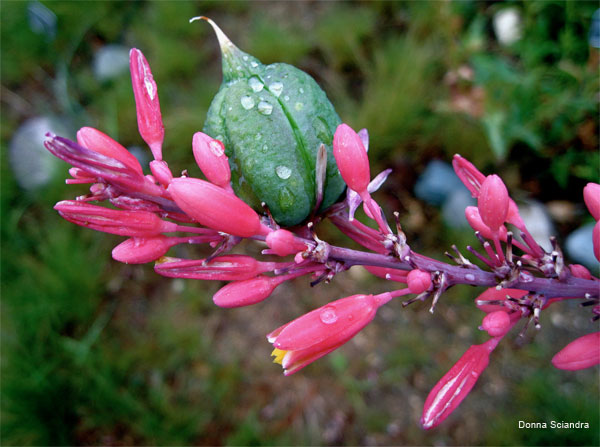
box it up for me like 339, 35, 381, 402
265, 229, 308, 256
551, 332, 600, 371
112, 236, 173, 264
213, 275, 288, 308
452, 154, 486, 198
421, 343, 491, 429
149, 160, 173, 187
478, 175, 509, 231
333, 124, 370, 194
54, 200, 177, 237
168, 177, 269, 237
77, 127, 143, 175
129, 48, 164, 160
475, 287, 528, 313
570, 264, 592, 280
407, 269, 431, 294
154, 254, 276, 281
268, 294, 383, 375
481, 311, 511, 336
583, 183, 600, 220
594, 221, 600, 263
192, 132, 231, 188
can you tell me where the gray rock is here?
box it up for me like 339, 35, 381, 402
93, 45, 130, 81
414, 160, 463, 206
566, 223, 599, 269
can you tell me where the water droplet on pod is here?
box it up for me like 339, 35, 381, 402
276, 165, 291, 179
240, 95, 255, 110
248, 77, 264, 92
269, 82, 283, 97
258, 100, 273, 115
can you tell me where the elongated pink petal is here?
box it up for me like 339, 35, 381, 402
570, 264, 592, 280
155, 254, 272, 281
213, 275, 286, 308
478, 175, 509, 231
333, 124, 370, 193
452, 154, 486, 198
77, 127, 143, 175
149, 160, 173, 187
583, 183, 600, 220
421, 344, 491, 429
112, 236, 173, 264
552, 332, 600, 371
54, 200, 177, 236
192, 132, 231, 188
130, 48, 164, 160
168, 177, 269, 237
363, 265, 408, 282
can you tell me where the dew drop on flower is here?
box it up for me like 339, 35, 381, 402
258, 100, 273, 115
276, 165, 291, 179
249, 77, 264, 92
240, 95, 255, 110
209, 140, 224, 157
269, 82, 283, 97
319, 306, 338, 324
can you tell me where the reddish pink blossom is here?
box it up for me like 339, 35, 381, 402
421, 342, 492, 429
265, 229, 308, 256
129, 48, 164, 160
475, 287, 528, 313
407, 269, 431, 294
77, 127, 143, 175
268, 293, 391, 375
465, 206, 507, 240
54, 200, 177, 236
481, 311, 511, 336
112, 234, 220, 264
551, 332, 600, 371
478, 175, 509, 231
213, 275, 289, 308
168, 177, 270, 237
333, 124, 370, 194
583, 183, 600, 221
154, 254, 279, 281
192, 132, 232, 190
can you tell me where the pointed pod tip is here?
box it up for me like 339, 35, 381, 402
190, 15, 235, 51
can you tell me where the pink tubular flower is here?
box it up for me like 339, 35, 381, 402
421, 342, 492, 429
77, 127, 143, 175
112, 234, 220, 264
465, 206, 507, 241
333, 124, 371, 194
583, 183, 600, 220
478, 175, 509, 231
192, 132, 232, 190
265, 229, 308, 256
213, 275, 290, 308
268, 293, 391, 375
551, 332, 600, 371
452, 154, 486, 198
54, 200, 177, 236
570, 264, 592, 280
481, 311, 511, 336
154, 254, 279, 281
168, 177, 270, 237
129, 48, 164, 160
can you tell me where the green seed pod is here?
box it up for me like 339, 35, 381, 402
200, 17, 345, 227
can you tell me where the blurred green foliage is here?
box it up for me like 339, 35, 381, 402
2, 1, 598, 445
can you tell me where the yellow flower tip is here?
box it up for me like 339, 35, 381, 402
271, 348, 287, 365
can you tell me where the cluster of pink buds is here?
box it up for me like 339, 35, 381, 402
44, 47, 599, 429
